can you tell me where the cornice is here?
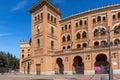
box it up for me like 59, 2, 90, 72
60, 4, 120, 23
29, 0, 62, 15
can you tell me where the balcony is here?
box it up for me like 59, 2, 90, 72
34, 19, 43, 26
93, 35, 107, 40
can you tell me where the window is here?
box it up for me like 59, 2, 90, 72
76, 23, 78, 27
79, 20, 82, 26
65, 25, 67, 30
112, 53, 117, 58
112, 15, 116, 20
93, 18, 96, 23
69, 25, 71, 29
82, 31, 87, 38
22, 50, 24, 53
51, 41, 54, 49
37, 26, 40, 34
67, 35, 71, 41
38, 15, 40, 20
103, 16, 106, 21
35, 16, 37, 21
101, 28, 106, 35
84, 20, 87, 25
67, 46, 71, 49
77, 44, 81, 48
62, 46, 66, 50
47, 13, 50, 20
94, 29, 99, 36
37, 39, 40, 47
94, 41, 99, 47
54, 18, 56, 24
76, 32, 81, 39
114, 25, 120, 34
51, 27, 54, 35
22, 54, 24, 58
51, 15, 53, 22
83, 43, 87, 48
97, 16, 101, 22
101, 41, 107, 47
62, 27, 64, 31
62, 36, 66, 42
41, 13, 43, 20
118, 12, 120, 19
114, 39, 120, 45
28, 54, 30, 57
28, 49, 30, 53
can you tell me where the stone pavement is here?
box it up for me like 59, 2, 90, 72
0, 72, 120, 80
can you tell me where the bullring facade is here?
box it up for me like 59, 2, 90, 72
20, 0, 120, 75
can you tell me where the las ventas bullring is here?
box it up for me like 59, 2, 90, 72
20, 0, 120, 75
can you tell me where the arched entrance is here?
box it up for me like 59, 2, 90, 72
56, 58, 64, 74
73, 56, 84, 74
95, 54, 109, 74
27, 62, 30, 74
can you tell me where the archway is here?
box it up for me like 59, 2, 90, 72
73, 56, 84, 74
94, 54, 109, 74
27, 62, 30, 74
56, 58, 64, 74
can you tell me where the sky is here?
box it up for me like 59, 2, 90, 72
0, 0, 120, 58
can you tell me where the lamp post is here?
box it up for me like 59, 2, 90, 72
98, 25, 120, 80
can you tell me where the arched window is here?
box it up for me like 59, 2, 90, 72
51, 27, 54, 35
101, 40, 107, 47
114, 25, 120, 34
35, 16, 37, 21
84, 20, 87, 25
77, 44, 81, 48
22, 54, 24, 58
37, 26, 40, 34
47, 13, 50, 20
101, 28, 106, 35
112, 15, 116, 20
93, 18, 96, 23
37, 39, 40, 47
76, 23, 78, 27
76, 32, 81, 39
62, 46, 66, 50
94, 29, 99, 36
38, 15, 40, 20
97, 16, 101, 22
79, 20, 82, 26
51, 41, 54, 49
82, 31, 87, 38
22, 50, 24, 53
28, 54, 30, 57
65, 25, 67, 30
118, 12, 120, 19
62, 27, 64, 31
69, 25, 71, 29
51, 15, 53, 22
62, 36, 66, 42
83, 43, 87, 48
54, 18, 56, 24
94, 41, 99, 47
67, 46, 71, 49
114, 39, 120, 45
41, 13, 43, 20
103, 16, 106, 21
67, 35, 71, 41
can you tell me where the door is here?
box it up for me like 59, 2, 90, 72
36, 64, 41, 75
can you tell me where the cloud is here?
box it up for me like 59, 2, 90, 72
11, 0, 27, 12
0, 33, 11, 37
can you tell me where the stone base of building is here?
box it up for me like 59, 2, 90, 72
41, 71, 55, 75
64, 71, 72, 75
84, 70, 95, 75
113, 69, 120, 74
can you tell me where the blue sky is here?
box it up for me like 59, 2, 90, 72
0, 0, 120, 58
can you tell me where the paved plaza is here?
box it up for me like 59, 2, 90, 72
0, 72, 120, 80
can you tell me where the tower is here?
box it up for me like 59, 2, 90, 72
29, 0, 62, 75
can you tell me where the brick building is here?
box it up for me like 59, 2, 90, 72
20, 0, 120, 75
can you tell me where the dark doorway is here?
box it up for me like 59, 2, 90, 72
95, 54, 109, 74
56, 58, 64, 74
36, 64, 41, 75
73, 56, 84, 74
27, 62, 30, 74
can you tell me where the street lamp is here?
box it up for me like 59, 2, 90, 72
98, 25, 120, 80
